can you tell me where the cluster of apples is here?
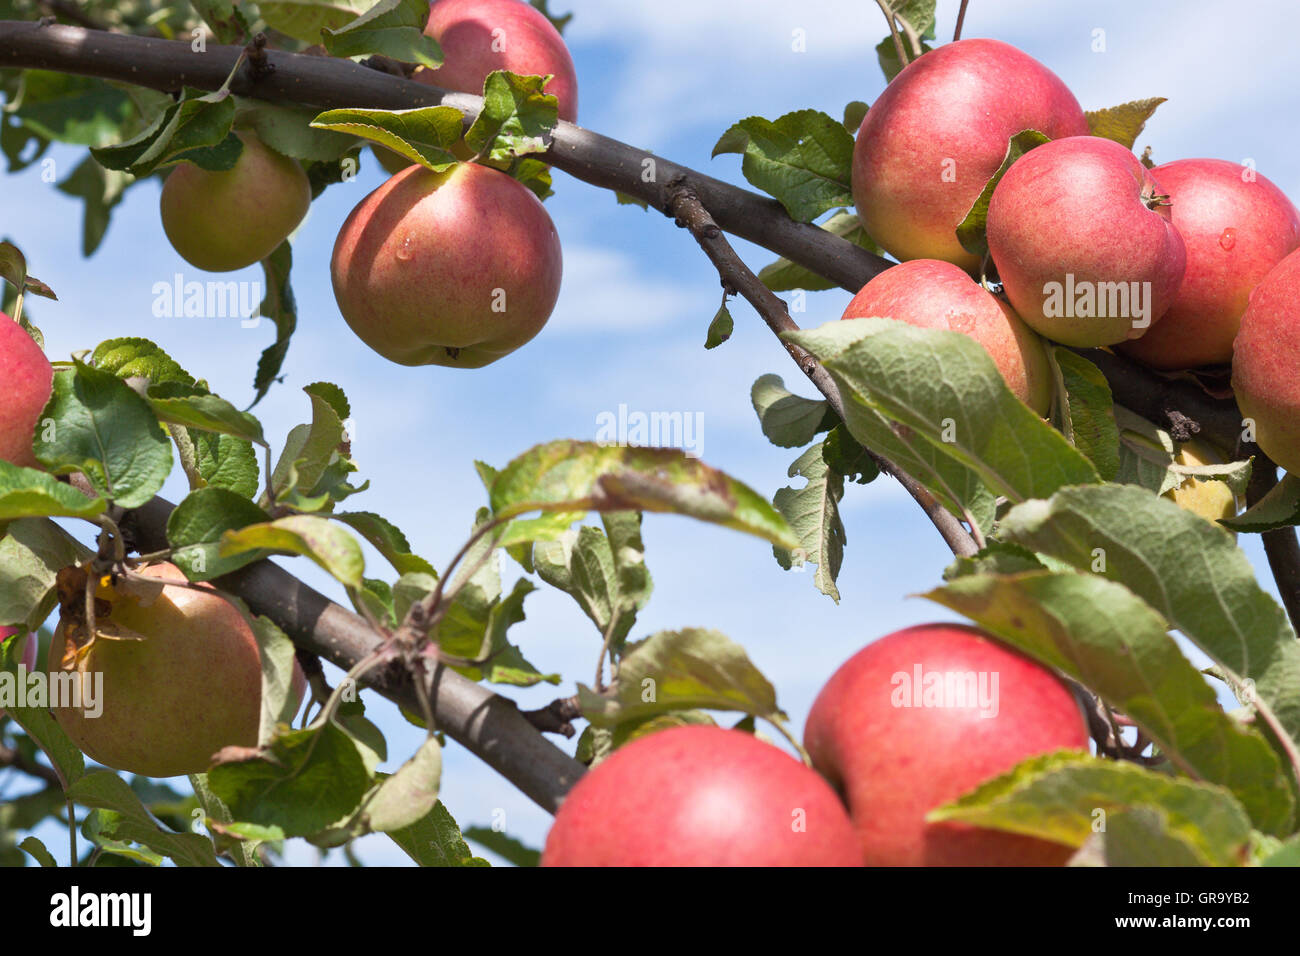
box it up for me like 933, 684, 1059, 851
542, 623, 1089, 866
158, 0, 573, 369
844, 38, 1300, 478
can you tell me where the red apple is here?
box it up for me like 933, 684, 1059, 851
49, 563, 305, 777
416, 0, 579, 123
0, 314, 53, 469
805, 623, 1090, 866
1119, 159, 1300, 369
986, 135, 1187, 347
842, 259, 1052, 414
542, 725, 863, 866
852, 38, 1089, 271
331, 162, 562, 368
1232, 247, 1300, 475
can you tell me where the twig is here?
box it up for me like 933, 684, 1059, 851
520, 697, 582, 738
36, 1, 107, 31
0, 743, 63, 787
954, 0, 971, 42
874, 0, 909, 68
666, 177, 979, 558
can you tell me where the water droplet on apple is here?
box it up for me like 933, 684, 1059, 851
1219, 227, 1237, 250
395, 236, 414, 262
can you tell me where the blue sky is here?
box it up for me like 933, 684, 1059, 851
7, 0, 1299, 865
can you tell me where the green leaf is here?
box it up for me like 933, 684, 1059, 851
220, 515, 366, 590
1260, 835, 1300, 866
310, 106, 463, 171
191, 0, 255, 45
55, 155, 133, 257
1086, 99, 1168, 150
704, 304, 733, 349
0, 461, 107, 521
18, 836, 57, 867
925, 569, 1293, 833
578, 628, 782, 727
208, 724, 371, 838
10, 71, 135, 147
874, 4, 936, 81
321, 0, 441, 66
34, 363, 173, 508
1, 631, 85, 788
1224, 473, 1300, 532
251, 242, 299, 407
711, 110, 854, 222
269, 382, 349, 502
91, 89, 238, 177
876, 36, 933, 83
464, 71, 559, 164
0, 519, 87, 630
191, 431, 260, 498
822, 423, 878, 484
956, 129, 1051, 262
492, 440, 797, 549
387, 801, 490, 867
788, 318, 1100, 502
1001, 485, 1300, 762
1048, 347, 1120, 481
930, 751, 1252, 867
334, 512, 436, 575
842, 100, 868, 132
234, 99, 361, 162
363, 738, 442, 832
90, 337, 195, 386
67, 772, 220, 867
772, 440, 846, 602
758, 210, 882, 292
750, 373, 835, 448
190, 772, 261, 867
463, 827, 540, 867
167, 487, 272, 580
258, 0, 373, 44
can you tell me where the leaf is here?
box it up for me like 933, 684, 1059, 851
208, 724, 372, 838
334, 512, 435, 576
220, 515, 366, 590
18, 836, 56, 867
1224, 473, 1300, 532
310, 106, 464, 171
876, 36, 933, 83
758, 210, 883, 293
269, 382, 349, 502
91, 89, 239, 177
191, 431, 260, 499
1, 631, 85, 788
842, 100, 868, 132
1086, 99, 1168, 150
363, 738, 442, 832
386, 801, 489, 867
788, 318, 1099, 503
956, 129, 1051, 262
490, 440, 798, 550
321, 0, 441, 66
925, 569, 1293, 833
704, 304, 733, 349
1000, 485, 1300, 762
34, 363, 173, 508
873, 2, 937, 81
578, 628, 781, 727
167, 487, 272, 580
147, 383, 266, 446
55, 155, 133, 257
463, 827, 540, 867
1049, 347, 1120, 481
0, 461, 107, 521
772, 440, 846, 602
464, 71, 559, 163
90, 337, 195, 386
234, 100, 360, 162
822, 423, 878, 484
251, 243, 298, 407
10, 71, 135, 148
66, 772, 220, 867
750, 373, 835, 448
929, 751, 1252, 867
258, 0, 373, 45
712, 110, 854, 222
0, 519, 88, 631
534, 518, 650, 652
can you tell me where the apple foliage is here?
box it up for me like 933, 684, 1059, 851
0, 0, 1299, 869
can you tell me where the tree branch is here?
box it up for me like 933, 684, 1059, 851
1247, 461, 1300, 636
0, 741, 63, 788
120, 497, 586, 815
666, 178, 979, 558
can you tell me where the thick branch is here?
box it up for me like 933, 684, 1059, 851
121, 497, 585, 815
667, 178, 979, 558
1246, 463, 1300, 636
0, 20, 889, 293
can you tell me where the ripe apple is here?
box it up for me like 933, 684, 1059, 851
542, 725, 863, 866
160, 130, 311, 273
48, 563, 305, 778
0, 628, 37, 721
1166, 440, 1238, 529
331, 162, 563, 368
986, 135, 1187, 348
1232, 247, 1300, 475
841, 259, 1052, 415
415, 0, 579, 123
852, 38, 1089, 271
1119, 159, 1300, 369
805, 623, 1090, 866
0, 314, 53, 469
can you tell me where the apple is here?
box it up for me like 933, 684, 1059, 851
331, 162, 562, 368
1166, 440, 1238, 529
48, 563, 305, 778
542, 725, 863, 866
0, 314, 53, 468
0, 628, 37, 721
1119, 159, 1300, 369
805, 623, 1090, 866
415, 0, 579, 123
842, 259, 1052, 415
1232, 247, 1300, 475
852, 38, 1089, 271
160, 130, 311, 273
986, 135, 1187, 348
